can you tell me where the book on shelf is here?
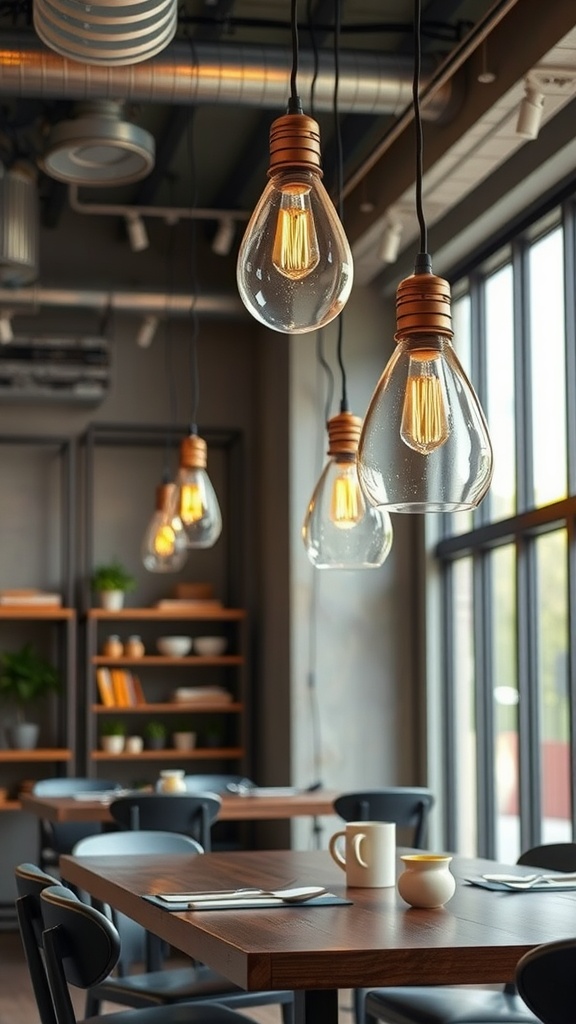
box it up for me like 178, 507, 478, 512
97, 668, 146, 707
0, 588, 62, 606
96, 667, 115, 707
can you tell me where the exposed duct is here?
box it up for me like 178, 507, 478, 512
0, 285, 245, 319
0, 34, 457, 119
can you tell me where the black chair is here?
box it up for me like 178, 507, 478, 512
364, 843, 576, 1024
30, 877, 255, 1024
333, 788, 435, 850
108, 793, 221, 851
72, 833, 294, 1023
32, 778, 122, 873
515, 937, 576, 1024
334, 787, 435, 1024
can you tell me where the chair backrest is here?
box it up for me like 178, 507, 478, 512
183, 774, 256, 795
41, 884, 121, 1024
15, 862, 63, 1024
333, 788, 435, 849
73, 829, 203, 973
74, 829, 203, 856
516, 937, 576, 1024
33, 778, 121, 796
108, 793, 221, 851
32, 778, 122, 865
517, 843, 576, 872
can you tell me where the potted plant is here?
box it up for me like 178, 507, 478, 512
0, 643, 61, 749
144, 720, 167, 751
91, 560, 136, 610
100, 719, 126, 754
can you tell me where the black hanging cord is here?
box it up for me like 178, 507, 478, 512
288, 0, 303, 114
186, 104, 200, 433
317, 330, 335, 425
333, 0, 349, 413
413, 0, 432, 273
305, 0, 319, 116
163, 179, 179, 480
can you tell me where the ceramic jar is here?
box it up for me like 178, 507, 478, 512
397, 854, 456, 908
124, 635, 145, 658
158, 769, 186, 793
103, 634, 123, 658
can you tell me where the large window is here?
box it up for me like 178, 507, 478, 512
436, 193, 576, 862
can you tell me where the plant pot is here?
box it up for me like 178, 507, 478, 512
172, 731, 197, 751
100, 735, 125, 753
145, 736, 166, 751
99, 590, 125, 611
8, 722, 40, 750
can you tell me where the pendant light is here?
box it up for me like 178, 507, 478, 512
302, 319, 393, 569
142, 476, 188, 572
236, 0, 353, 335
175, 429, 222, 549
357, 0, 493, 513
172, 112, 222, 550
302, 8, 392, 571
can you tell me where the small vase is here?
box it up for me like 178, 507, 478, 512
172, 731, 196, 751
158, 769, 186, 793
397, 854, 456, 908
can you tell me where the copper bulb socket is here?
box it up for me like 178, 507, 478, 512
327, 411, 363, 458
179, 434, 207, 470
156, 482, 177, 511
268, 112, 323, 175
395, 270, 453, 339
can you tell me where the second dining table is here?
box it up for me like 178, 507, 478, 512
59, 847, 576, 1024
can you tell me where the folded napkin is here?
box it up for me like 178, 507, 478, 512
467, 876, 576, 892
144, 892, 351, 911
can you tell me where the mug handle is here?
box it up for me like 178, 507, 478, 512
352, 832, 369, 868
329, 830, 347, 870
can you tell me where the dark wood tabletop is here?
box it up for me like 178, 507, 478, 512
59, 847, 576, 1024
21, 789, 338, 823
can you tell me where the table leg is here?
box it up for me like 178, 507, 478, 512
294, 989, 339, 1024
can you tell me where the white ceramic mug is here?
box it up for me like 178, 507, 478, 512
329, 821, 396, 887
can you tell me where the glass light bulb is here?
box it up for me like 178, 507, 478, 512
401, 350, 450, 453
237, 169, 353, 334
330, 464, 364, 528
272, 183, 319, 278
141, 486, 187, 573
176, 467, 222, 549
358, 334, 493, 513
303, 456, 393, 569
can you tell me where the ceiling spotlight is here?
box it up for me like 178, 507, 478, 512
126, 213, 149, 253
379, 218, 404, 264
516, 81, 545, 140
212, 217, 236, 257
136, 314, 159, 348
0, 311, 13, 344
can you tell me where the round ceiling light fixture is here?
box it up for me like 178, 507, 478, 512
39, 102, 155, 186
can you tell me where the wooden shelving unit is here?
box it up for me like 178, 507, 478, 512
85, 607, 248, 784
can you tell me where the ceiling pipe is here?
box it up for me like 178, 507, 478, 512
0, 285, 246, 319
68, 185, 251, 224
0, 33, 456, 119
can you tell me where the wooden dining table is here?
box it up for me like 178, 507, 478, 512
20, 788, 338, 824
59, 847, 576, 1024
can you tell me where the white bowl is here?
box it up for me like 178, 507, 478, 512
194, 636, 227, 657
156, 635, 193, 657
